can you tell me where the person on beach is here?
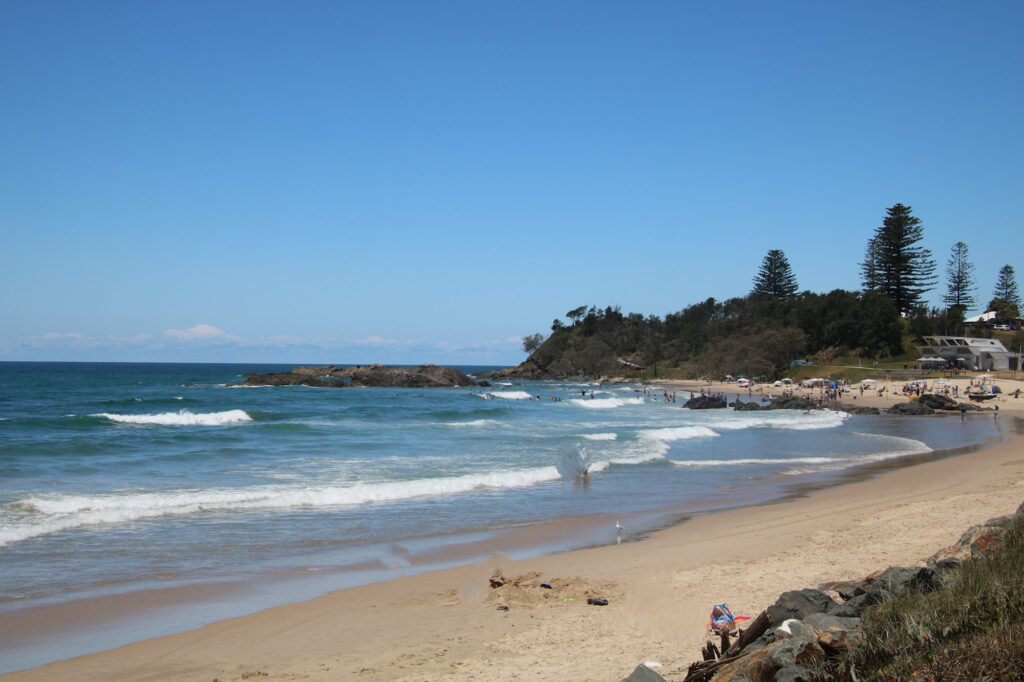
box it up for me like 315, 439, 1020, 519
961, 406, 967, 423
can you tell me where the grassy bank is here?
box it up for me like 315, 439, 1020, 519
823, 514, 1024, 680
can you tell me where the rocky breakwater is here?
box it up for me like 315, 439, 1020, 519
236, 364, 483, 388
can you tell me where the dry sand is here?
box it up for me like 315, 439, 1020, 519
5, 418, 1024, 681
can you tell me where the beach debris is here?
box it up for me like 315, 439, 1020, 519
489, 569, 505, 588
587, 597, 609, 606
539, 582, 552, 589
496, 604, 509, 611
708, 603, 737, 635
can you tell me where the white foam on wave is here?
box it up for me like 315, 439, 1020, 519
640, 426, 720, 442
853, 434, 933, 460
445, 419, 500, 428
568, 397, 643, 409
669, 433, 932, 475
581, 432, 618, 441
600, 425, 721, 465
1, 466, 564, 548
94, 409, 252, 426
484, 391, 533, 400
714, 410, 849, 431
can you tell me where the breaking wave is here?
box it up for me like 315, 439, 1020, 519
581, 432, 618, 441
445, 419, 500, 428
713, 410, 849, 431
93, 410, 253, 426
1, 467, 564, 547
639, 426, 719, 441
483, 391, 533, 400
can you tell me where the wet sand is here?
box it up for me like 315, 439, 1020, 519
4, 421, 1023, 681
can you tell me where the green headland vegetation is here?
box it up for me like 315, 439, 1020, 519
510, 204, 1022, 381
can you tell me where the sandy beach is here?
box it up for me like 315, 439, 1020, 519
663, 374, 1024, 416
5, 408, 1023, 681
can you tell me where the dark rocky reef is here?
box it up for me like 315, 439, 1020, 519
237, 364, 480, 388
684, 395, 729, 409
726, 396, 822, 412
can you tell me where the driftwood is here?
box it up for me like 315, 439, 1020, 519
724, 610, 772, 657
701, 641, 719, 661
684, 611, 773, 681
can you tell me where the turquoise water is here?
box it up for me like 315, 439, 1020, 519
0, 362, 1005, 671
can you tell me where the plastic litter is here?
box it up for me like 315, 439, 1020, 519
708, 603, 737, 634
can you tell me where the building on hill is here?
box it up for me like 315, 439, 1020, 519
917, 336, 1021, 371
964, 311, 996, 327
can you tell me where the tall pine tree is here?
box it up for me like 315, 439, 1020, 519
993, 265, 1020, 306
942, 241, 976, 313
860, 203, 936, 314
752, 249, 798, 300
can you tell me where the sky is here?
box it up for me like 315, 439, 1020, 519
2, 1, 1022, 365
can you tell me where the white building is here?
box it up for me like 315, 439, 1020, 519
964, 311, 996, 326
917, 336, 1021, 371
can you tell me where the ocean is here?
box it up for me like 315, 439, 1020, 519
0, 361, 1008, 672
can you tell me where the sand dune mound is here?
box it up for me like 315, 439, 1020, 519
485, 571, 622, 608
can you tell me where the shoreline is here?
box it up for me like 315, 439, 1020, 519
4, 421, 1023, 681
0, 410, 1005, 675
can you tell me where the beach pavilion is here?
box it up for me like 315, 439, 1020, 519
917, 336, 1022, 371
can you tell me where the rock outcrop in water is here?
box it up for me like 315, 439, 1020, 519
237, 364, 480, 388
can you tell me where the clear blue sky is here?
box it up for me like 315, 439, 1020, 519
2, 1, 1021, 364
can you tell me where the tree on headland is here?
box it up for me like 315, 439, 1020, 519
993, 265, 1021, 307
942, 241, 977, 315
521, 333, 545, 354
751, 249, 798, 300
860, 203, 936, 314
566, 306, 588, 327
860, 239, 882, 291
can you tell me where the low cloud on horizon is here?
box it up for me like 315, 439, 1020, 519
1, 323, 526, 366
